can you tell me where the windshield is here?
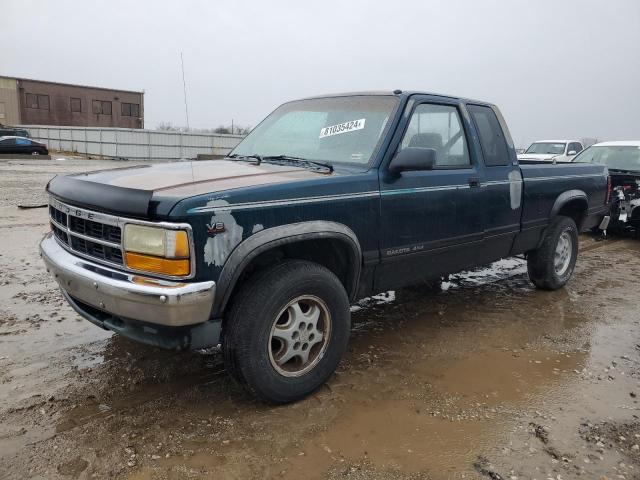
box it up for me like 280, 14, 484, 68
525, 142, 566, 155
230, 96, 399, 166
573, 145, 640, 171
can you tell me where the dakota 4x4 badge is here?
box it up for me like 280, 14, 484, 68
319, 119, 366, 138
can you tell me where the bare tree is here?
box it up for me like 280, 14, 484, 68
213, 124, 251, 135
580, 137, 599, 147
155, 123, 251, 135
213, 126, 232, 134
233, 125, 252, 135
157, 122, 180, 131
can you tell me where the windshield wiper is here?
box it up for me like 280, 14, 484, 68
260, 155, 333, 173
227, 153, 262, 164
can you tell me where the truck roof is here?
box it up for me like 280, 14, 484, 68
531, 139, 580, 144
593, 141, 640, 147
301, 90, 494, 106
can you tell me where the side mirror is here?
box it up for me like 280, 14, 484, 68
567, 150, 577, 156
389, 147, 436, 174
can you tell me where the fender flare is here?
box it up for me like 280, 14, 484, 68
212, 221, 362, 318
536, 190, 588, 249
549, 189, 588, 220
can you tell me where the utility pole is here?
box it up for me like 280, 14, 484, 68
181, 52, 190, 130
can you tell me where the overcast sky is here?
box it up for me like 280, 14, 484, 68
1, 0, 639, 147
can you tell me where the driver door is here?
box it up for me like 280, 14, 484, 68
375, 99, 487, 290
0, 137, 16, 153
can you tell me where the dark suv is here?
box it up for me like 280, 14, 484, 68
0, 126, 30, 138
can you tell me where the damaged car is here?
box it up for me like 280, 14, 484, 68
40, 91, 609, 403
572, 141, 640, 232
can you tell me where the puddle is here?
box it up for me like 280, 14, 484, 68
416, 349, 584, 404
2, 158, 640, 480
283, 399, 491, 479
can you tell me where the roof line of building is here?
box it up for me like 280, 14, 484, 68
0, 75, 144, 95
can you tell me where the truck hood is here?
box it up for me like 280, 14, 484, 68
517, 153, 559, 161
47, 160, 329, 217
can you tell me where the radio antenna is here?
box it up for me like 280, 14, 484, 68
181, 52, 190, 130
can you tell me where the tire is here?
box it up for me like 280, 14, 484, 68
223, 260, 351, 404
527, 216, 578, 290
31, 150, 40, 156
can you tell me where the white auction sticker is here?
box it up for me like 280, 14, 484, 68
319, 119, 366, 138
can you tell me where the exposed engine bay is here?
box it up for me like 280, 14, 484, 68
610, 171, 640, 230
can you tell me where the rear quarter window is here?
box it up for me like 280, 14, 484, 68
467, 105, 510, 167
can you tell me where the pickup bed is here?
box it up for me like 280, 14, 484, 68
41, 91, 609, 402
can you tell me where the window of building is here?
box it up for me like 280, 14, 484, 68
70, 97, 82, 113
38, 95, 50, 110
121, 102, 140, 117
92, 100, 112, 115
399, 103, 471, 167
25, 93, 37, 109
25, 93, 50, 110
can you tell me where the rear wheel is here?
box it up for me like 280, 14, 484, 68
527, 216, 578, 290
223, 260, 350, 403
31, 150, 40, 156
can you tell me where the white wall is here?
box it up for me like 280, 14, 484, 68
21, 125, 244, 161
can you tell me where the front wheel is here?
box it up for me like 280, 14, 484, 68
527, 216, 578, 290
223, 260, 351, 403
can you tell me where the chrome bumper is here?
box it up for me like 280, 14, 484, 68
40, 233, 215, 327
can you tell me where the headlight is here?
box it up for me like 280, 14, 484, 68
123, 224, 190, 277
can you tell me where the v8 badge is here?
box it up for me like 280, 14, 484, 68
206, 222, 226, 236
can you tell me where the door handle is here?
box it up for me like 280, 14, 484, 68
468, 177, 481, 188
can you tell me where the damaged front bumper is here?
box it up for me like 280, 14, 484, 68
40, 233, 221, 350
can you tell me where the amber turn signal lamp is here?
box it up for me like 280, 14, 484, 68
125, 252, 190, 277
172, 230, 190, 258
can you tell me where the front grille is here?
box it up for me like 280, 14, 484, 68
51, 222, 69, 245
69, 216, 122, 243
49, 205, 67, 225
49, 201, 124, 266
70, 236, 124, 264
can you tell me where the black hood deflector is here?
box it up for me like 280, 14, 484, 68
47, 175, 153, 217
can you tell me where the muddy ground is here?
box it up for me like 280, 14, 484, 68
1, 156, 639, 480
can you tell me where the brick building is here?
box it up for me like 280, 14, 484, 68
0, 76, 144, 128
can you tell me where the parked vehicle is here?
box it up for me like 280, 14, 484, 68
518, 139, 584, 163
40, 91, 609, 403
0, 136, 48, 155
0, 126, 30, 138
572, 141, 640, 231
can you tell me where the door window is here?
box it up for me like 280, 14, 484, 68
568, 142, 582, 154
399, 103, 470, 167
467, 105, 510, 166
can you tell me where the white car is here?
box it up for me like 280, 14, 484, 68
572, 141, 640, 230
518, 139, 584, 163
